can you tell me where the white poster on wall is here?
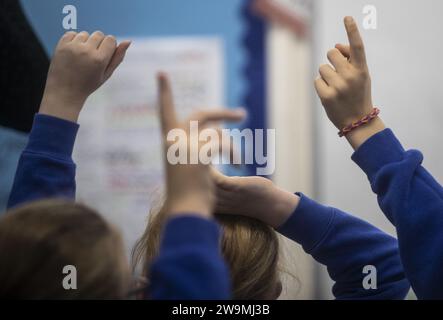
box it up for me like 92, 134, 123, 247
73, 37, 224, 254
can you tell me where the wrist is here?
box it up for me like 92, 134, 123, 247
39, 88, 86, 123
165, 196, 213, 220
269, 187, 300, 228
345, 116, 386, 150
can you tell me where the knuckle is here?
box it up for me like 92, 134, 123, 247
91, 54, 106, 64
335, 83, 349, 94
342, 71, 355, 82
319, 64, 329, 73
106, 35, 117, 44
64, 31, 76, 37
335, 84, 349, 97
358, 69, 370, 80
56, 46, 70, 56
76, 45, 90, 55
327, 49, 337, 59
354, 42, 364, 51
321, 91, 336, 103
347, 68, 368, 82
321, 95, 333, 104
348, 23, 358, 34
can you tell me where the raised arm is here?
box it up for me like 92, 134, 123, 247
211, 169, 410, 299
351, 128, 443, 299
149, 73, 245, 299
7, 114, 79, 208
278, 193, 410, 299
314, 16, 443, 299
7, 31, 130, 208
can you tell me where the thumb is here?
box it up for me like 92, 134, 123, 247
104, 40, 131, 81
210, 167, 232, 188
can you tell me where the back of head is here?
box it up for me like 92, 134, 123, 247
0, 200, 129, 299
134, 206, 281, 300
216, 214, 281, 299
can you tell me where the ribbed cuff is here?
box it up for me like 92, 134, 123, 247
26, 114, 79, 158
277, 193, 336, 253
351, 129, 405, 180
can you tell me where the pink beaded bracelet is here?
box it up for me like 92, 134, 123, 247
338, 108, 380, 137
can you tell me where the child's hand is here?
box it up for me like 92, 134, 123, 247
211, 168, 299, 228
39, 31, 131, 122
315, 17, 386, 149
157, 73, 246, 219
315, 17, 374, 130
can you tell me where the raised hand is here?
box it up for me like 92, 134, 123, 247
315, 16, 373, 129
39, 31, 131, 122
157, 73, 246, 219
315, 16, 385, 149
211, 168, 299, 228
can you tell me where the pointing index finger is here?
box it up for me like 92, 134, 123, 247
157, 72, 178, 134
344, 16, 367, 67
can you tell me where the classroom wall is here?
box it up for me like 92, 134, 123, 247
20, 0, 246, 110
267, 0, 317, 299
313, 0, 443, 298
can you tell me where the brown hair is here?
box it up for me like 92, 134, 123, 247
0, 200, 130, 299
133, 205, 281, 300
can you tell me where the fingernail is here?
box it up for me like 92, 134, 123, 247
123, 41, 132, 51
157, 71, 167, 82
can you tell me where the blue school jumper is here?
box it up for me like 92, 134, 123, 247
7, 114, 410, 299
353, 129, 443, 299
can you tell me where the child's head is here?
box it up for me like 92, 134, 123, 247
0, 200, 130, 299
133, 205, 282, 300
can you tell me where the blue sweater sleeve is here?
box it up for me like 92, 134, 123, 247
7, 114, 79, 208
277, 193, 410, 300
149, 215, 231, 300
352, 128, 443, 299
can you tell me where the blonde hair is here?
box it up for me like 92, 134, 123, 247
133, 205, 281, 300
0, 200, 130, 299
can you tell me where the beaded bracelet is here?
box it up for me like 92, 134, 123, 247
338, 107, 380, 137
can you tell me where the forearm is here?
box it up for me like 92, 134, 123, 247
277, 194, 410, 300
7, 114, 79, 208
149, 216, 231, 300
352, 129, 443, 298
